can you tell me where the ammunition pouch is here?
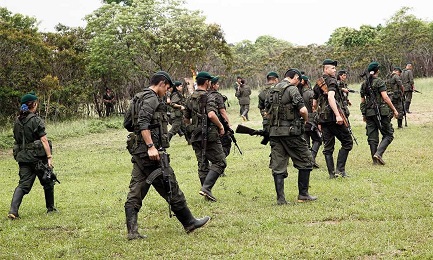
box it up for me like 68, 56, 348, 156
15, 140, 52, 162
270, 119, 304, 137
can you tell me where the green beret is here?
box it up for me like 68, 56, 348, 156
154, 71, 174, 87
338, 70, 348, 75
196, 71, 214, 80
393, 67, 402, 72
20, 92, 38, 104
174, 81, 182, 87
266, 71, 279, 79
301, 75, 309, 81
211, 76, 219, 84
323, 59, 338, 66
367, 62, 380, 72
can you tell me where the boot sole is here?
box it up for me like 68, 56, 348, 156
199, 191, 217, 202
373, 155, 385, 165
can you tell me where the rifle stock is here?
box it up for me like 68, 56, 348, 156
336, 105, 358, 145
235, 125, 269, 145
159, 149, 173, 218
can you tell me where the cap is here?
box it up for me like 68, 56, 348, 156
196, 71, 214, 80
323, 59, 338, 66
211, 76, 219, 84
20, 91, 38, 104
154, 71, 174, 87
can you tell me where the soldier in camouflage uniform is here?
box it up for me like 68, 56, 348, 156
387, 67, 405, 128
258, 71, 279, 135
184, 71, 227, 202
337, 70, 351, 118
360, 62, 399, 165
209, 76, 232, 157
8, 92, 56, 219
300, 75, 321, 168
313, 59, 353, 178
124, 71, 209, 240
267, 68, 317, 205
235, 79, 252, 121
168, 81, 187, 141
401, 63, 415, 113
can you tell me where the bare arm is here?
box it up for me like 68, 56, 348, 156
40, 135, 53, 168
327, 91, 343, 124
299, 106, 308, 123
141, 129, 159, 161
219, 108, 230, 127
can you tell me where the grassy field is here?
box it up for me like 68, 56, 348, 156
1, 78, 433, 259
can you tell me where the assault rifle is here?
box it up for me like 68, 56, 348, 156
36, 161, 60, 184
235, 124, 270, 145
157, 123, 173, 218
413, 89, 422, 94
220, 116, 242, 154
347, 89, 359, 94
336, 103, 358, 145
361, 71, 382, 130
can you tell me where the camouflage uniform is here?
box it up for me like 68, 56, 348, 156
388, 73, 405, 128
401, 67, 414, 112
360, 77, 395, 164
209, 90, 232, 157
235, 83, 252, 120
10, 112, 55, 218
267, 76, 316, 204
258, 82, 274, 134
168, 90, 186, 141
184, 88, 227, 201
314, 74, 353, 178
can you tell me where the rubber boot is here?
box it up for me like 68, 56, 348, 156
8, 187, 25, 220
174, 207, 210, 233
125, 208, 147, 240
44, 188, 58, 213
397, 119, 403, 129
373, 138, 392, 165
273, 175, 287, 205
324, 154, 336, 179
199, 170, 220, 201
311, 141, 321, 168
336, 149, 350, 177
370, 143, 379, 165
297, 169, 317, 202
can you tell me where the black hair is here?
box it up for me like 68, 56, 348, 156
150, 74, 170, 86
18, 101, 37, 120
196, 77, 208, 85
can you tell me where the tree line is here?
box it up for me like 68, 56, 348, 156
1, 0, 431, 124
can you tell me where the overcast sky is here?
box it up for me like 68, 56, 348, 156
1, 0, 432, 46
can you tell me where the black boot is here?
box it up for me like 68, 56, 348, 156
297, 169, 317, 202
199, 170, 220, 201
125, 208, 147, 240
311, 141, 321, 168
369, 143, 379, 165
273, 175, 287, 205
397, 119, 403, 129
373, 138, 392, 165
324, 154, 336, 179
168, 132, 173, 142
8, 187, 25, 220
405, 101, 411, 113
44, 188, 58, 213
174, 207, 210, 233
336, 149, 350, 177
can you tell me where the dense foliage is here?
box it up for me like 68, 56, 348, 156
1, 3, 432, 123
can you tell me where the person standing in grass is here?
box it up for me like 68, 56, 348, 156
235, 79, 252, 121
313, 59, 353, 178
360, 62, 399, 165
401, 62, 415, 113
123, 71, 210, 240
8, 92, 57, 219
167, 81, 186, 142
387, 67, 405, 129
266, 68, 317, 205
183, 71, 226, 202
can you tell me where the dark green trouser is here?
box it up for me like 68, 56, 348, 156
192, 140, 227, 180
365, 115, 394, 148
124, 155, 187, 212
17, 162, 54, 194
168, 116, 183, 140
269, 135, 313, 175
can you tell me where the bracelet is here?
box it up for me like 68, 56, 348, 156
47, 155, 52, 159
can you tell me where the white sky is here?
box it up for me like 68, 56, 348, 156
1, 0, 432, 45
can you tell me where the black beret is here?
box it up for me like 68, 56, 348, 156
21, 92, 38, 104
266, 71, 279, 79
211, 76, 219, 84
367, 62, 380, 72
196, 71, 214, 80
154, 71, 174, 87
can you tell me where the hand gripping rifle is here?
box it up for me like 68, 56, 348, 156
36, 161, 60, 184
336, 103, 358, 145
235, 124, 269, 145
219, 115, 242, 154
361, 71, 382, 130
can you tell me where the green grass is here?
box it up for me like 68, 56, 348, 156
1, 78, 433, 259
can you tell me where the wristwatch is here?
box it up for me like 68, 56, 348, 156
146, 143, 154, 148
